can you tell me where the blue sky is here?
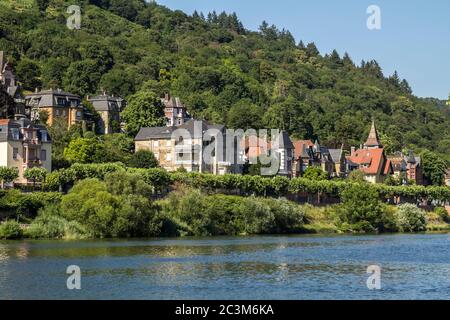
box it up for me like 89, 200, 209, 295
155, 0, 449, 99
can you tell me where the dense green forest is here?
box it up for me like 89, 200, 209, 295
0, 0, 449, 161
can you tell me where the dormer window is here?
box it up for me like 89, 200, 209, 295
56, 97, 66, 106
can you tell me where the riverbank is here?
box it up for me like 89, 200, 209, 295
1, 175, 449, 240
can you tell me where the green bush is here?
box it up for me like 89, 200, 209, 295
159, 188, 305, 236
25, 204, 89, 239
434, 207, 449, 222
0, 220, 23, 239
59, 176, 163, 238
336, 183, 387, 232
394, 204, 427, 232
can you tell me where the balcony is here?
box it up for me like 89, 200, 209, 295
23, 159, 43, 169
23, 138, 41, 146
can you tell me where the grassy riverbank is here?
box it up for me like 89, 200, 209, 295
0, 170, 448, 240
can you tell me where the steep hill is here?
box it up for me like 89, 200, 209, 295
0, 0, 449, 160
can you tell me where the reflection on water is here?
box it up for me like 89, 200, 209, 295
0, 234, 449, 299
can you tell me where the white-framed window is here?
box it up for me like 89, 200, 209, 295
165, 153, 172, 161
166, 140, 171, 147
153, 140, 159, 148
76, 111, 82, 119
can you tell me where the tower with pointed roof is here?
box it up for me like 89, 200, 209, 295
363, 120, 382, 149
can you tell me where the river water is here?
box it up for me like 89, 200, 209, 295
0, 234, 449, 300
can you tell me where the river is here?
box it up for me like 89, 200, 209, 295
0, 234, 449, 300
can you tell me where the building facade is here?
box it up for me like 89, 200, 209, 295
292, 140, 339, 177
162, 94, 190, 127
388, 151, 424, 185
346, 121, 392, 183
25, 89, 84, 128
87, 93, 124, 134
0, 118, 52, 184
135, 119, 241, 175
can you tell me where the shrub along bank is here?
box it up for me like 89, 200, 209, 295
0, 169, 446, 239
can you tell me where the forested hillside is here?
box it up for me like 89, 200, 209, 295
0, 0, 449, 161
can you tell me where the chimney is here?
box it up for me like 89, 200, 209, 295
351, 146, 356, 156
35, 87, 38, 93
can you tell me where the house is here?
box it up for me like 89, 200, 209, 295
445, 169, 450, 187
388, 151, 424, 185
273, 131, 295, 177
292, 140, 336, 177
346, 121, 393, 183
135, 119, 241, 175
0, 51, 26, 117
87, 93, 125, 134
162, 94, 190, 127
25, 89, 84, 128
0, 118, 51, 184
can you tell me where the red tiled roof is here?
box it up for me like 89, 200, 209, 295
347, 148, 385, 175
292, 140, 314, 159
240, 136, 271, 159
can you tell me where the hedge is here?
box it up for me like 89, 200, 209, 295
42, 163, 450, 203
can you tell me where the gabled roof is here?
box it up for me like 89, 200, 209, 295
328, 148, 343, 164
293, 140, 314, 159
276, 131, 294, 149
347, 148, 386, 175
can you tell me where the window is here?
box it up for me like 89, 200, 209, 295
177, 119, 182, 125
13, 148, 19, 160
62, 110, 67, 117
153, 140, 159, 148
41, 131, 48, 142
40, 150, 47, 161
166, 140, 171, 147
55, 109, 60, 116
56, 98, 66, 106
165, 153, 172, 161
154, 153, 160, 160
11, 128, 19, 140
76, 111, 82, 118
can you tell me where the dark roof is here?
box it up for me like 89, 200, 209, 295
25, 89, 81, 108
276, 131, 294, 149
328, 149, 343, 163
88, 94, 125, 112
134, 119, 226, 141
135, 126, 175, 141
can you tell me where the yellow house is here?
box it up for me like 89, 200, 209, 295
25, 89, 84, 128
